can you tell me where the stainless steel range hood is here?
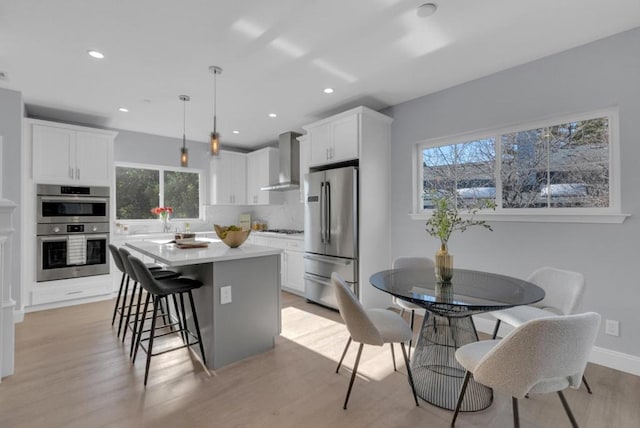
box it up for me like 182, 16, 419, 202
261, 131, 303, 191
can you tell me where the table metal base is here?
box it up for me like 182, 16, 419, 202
411, 313, 493, 411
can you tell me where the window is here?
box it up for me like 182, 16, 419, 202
115, 164, 202, 220
414, 109, 626, 223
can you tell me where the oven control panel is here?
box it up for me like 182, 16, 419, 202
36, 222, 110, 236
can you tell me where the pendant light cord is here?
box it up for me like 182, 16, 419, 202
213, 69, 217, 134
183, 97, 187, 149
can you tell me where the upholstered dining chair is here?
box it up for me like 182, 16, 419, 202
451, 312, 601, 428
490, 266, 592, 393
331, 272, 419, 410
391, 257, 434, 357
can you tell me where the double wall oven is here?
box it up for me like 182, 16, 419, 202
36, 184, 110, 282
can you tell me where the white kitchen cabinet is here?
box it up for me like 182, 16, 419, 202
247, 233, 304, 295
246, 147, 282, 205
210, 150, 247, 205
298, 134, 310, 203
31, 120, 116, 186
306, 112, 359, 166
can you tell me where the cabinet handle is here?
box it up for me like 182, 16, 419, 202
69, 167, 73, 179
326, 148, 329, 160
76, 168, 80, 180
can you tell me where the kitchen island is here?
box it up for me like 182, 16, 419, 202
126, 239, 282, 369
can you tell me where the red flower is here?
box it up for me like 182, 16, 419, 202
151, 207, 173, 216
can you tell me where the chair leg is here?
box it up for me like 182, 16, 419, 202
582, 375, 593, 394
117, 276, 131, 337
144, 296, 160, 387
188, 290, 207, 366
491, 319, 501, 339
336, 337, 352, 373
111, 273, 126, 325
512, 397, 520, 428
343, 343, 364, 410
172, 294, 185, 343
390, 343, 397, 371
400, 342, 419, 406
557, 390, 580, 428
451, 371, 472, 427
129, 288, 145, 358
122, 281, 138, 342
179, 293, 189, 345
408, 309, 415, 359
133, 293, 151, 364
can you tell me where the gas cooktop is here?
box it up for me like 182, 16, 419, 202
260, 229, 304, 235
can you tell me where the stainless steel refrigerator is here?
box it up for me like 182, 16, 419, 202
304, 165, 358, 309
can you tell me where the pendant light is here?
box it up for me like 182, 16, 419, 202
209, 65, 223, 156
179, 94, 190, 167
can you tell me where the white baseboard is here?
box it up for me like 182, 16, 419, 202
472, 315, 640, 377
24, 293, 113, 313
13, 308, 24, 323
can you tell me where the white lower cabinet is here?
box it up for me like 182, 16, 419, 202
248, 234, 304, 295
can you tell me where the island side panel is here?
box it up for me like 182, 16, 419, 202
205, 254, 281, 369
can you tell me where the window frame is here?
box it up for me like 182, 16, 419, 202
411, 108, 629, 224
114, 161, 205, 222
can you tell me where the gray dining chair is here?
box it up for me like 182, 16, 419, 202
490, 266, 592, 393
451, 312, 601, 428
391, 257, 434, 358
332, 272, 419, 409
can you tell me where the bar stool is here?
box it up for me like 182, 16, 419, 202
118, 247, 180, 353
128, 255, 207, 386
108, 244, 165, 336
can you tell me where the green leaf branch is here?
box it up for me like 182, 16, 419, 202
425, 194, 495, 247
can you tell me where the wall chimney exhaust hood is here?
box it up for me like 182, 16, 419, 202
261, 131, 303, 191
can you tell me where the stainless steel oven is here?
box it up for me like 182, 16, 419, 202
37, 184, 109, 223
36, 184, 110, 282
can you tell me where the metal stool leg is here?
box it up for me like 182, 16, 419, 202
129, 287, 145, 358
400, 342, 419, 406
122, 281, 138, 342
491, 319, 502, 339
133, 293, 151, 364
512, 397, 520, 428
390, 343, 397, 371
143, 296, 160, 386
582, 375, 593, 394
111, 272, 126, 325
557, 390, 579, 428
451, 371, 472, 427
117, 276, 131, 337
188, 290, 207, 365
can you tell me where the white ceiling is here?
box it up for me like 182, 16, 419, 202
1, 0, 639, 149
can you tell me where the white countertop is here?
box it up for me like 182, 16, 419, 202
126, 238, 282, 267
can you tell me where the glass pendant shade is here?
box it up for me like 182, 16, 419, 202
179, 94, 190, 167
180, 146, 189, 167
210, 132, 220, 156
209, 65, 223, 157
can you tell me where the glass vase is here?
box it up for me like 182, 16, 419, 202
435, 243, 453, 282
160, 214, 170, 233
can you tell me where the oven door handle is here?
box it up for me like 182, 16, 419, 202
86, 234, 109, 241
39, 196, 109, 203
38, 236, 68, 242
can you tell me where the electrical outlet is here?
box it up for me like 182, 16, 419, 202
605, 319, 619, 336
220, 285, 232, 304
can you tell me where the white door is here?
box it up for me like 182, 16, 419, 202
76, 131, 112, 184
331, 114, 359, 163
32, 125, 75, 183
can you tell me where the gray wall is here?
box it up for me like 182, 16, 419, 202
0, 87, 23, 310
386, 28, 640, 357
114, 129, 211, 174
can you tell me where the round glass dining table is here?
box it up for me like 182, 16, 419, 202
370, 268, 544, 412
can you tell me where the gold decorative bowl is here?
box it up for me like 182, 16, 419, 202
214, 225, 251, 248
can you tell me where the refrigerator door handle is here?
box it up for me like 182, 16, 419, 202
304, 253, 354, 266
320, 182, 325, 243
325, 181, 331, 244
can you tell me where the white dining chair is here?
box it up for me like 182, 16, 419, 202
490, 266, 592, 393
451, 312, 601, 428
331, 272, 419, 409
392, 257, 434, 357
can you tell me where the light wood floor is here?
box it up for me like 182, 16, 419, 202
1, 292, 638, 428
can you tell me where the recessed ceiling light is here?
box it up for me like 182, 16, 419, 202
416, 3, 438, 18
118, 107, 129, 112
323, 88, 334, 94
87, 50, 105, 59
233, 130, 240, 134
268, 113, 277, 118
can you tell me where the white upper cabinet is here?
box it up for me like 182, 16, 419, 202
246, 147, 282, 205
306, 111, 359, 166
210, 150, 247, 205
30, 120, 116, 186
